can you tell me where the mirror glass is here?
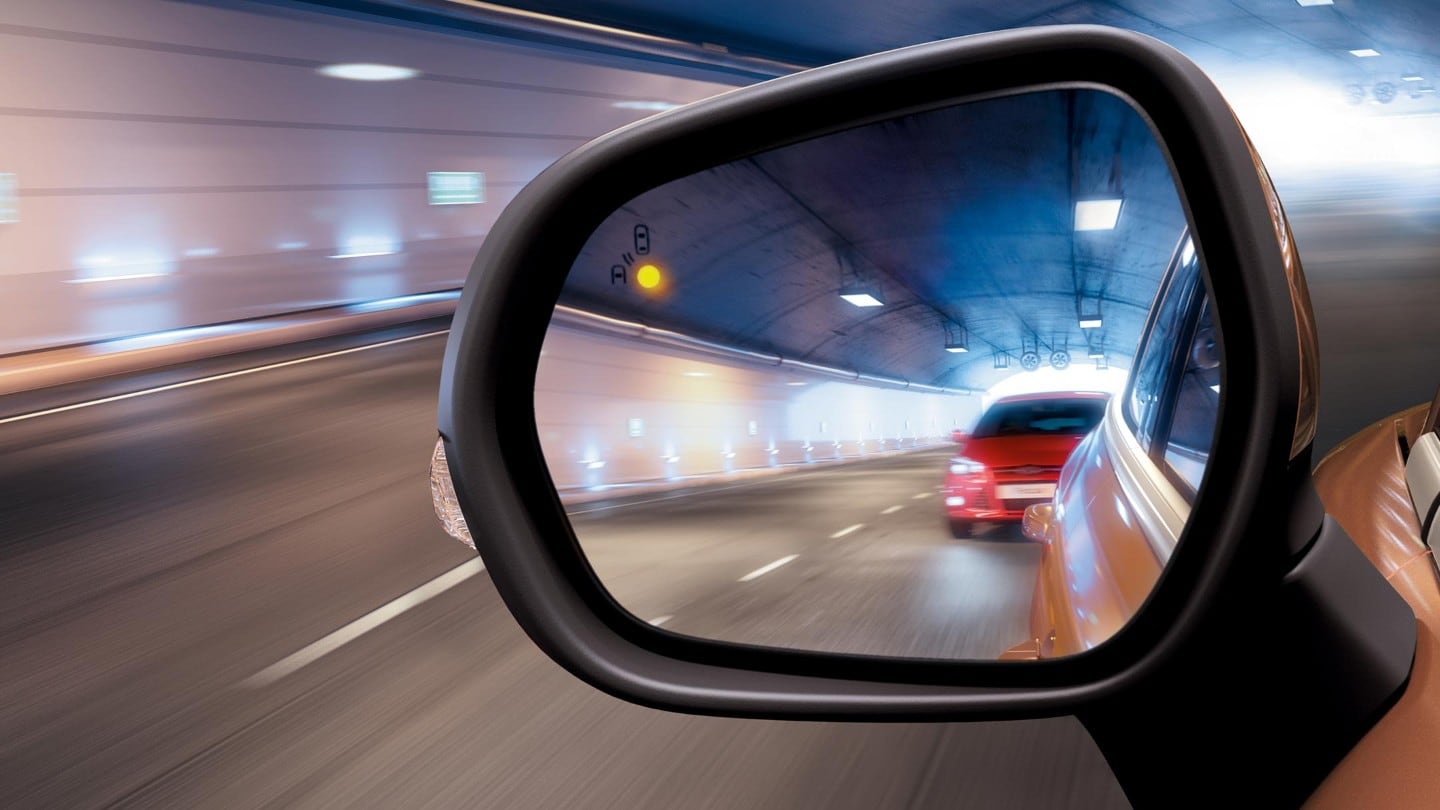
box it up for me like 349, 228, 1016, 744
535, 87, 1218, 661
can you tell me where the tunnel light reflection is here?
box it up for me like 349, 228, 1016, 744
330, 237, 399, 259
613, 100, 682, 111
68, 253, 174, 284
318, 63, 420, 81
1348, 49, 1381, 58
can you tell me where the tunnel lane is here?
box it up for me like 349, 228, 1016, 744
0, 327, 1125, 808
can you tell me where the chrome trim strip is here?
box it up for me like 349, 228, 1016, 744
1101, 399, 1190, 562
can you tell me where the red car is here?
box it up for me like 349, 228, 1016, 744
944, 391, 1110, 536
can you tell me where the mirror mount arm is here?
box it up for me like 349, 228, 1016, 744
1079, 474, 1414, 807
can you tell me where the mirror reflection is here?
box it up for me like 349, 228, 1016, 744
535, 88, 1217, 661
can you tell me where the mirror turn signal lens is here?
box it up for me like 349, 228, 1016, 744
430, 437, 475, 549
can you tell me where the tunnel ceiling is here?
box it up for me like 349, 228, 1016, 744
480, 0, 1440, 103
559, 89, 1187, 391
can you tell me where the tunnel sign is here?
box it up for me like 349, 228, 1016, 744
0, 174, 16, 223
427, 172, 485, 205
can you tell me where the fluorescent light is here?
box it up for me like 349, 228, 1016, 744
682, 371, 710, 377
1402, 73, 1424, 82
318, 63, 420, 81
329, 249, 396, 259
1295, 0, 1333, 5
1088, 349, 1105, 359
840, 293, 883, 307
1181, 237, 1196, 266
785, 381, 807, 386
945, 346, 968, 354
1075, 198, 1123, 231
613, 101, 682, 111
276, 241, 308, 250
1349, 49, 1381, 58
1079, 318, 1103, 329
183, 247, 220, 258
330, 237, 398, 259
585, 460, 606, 470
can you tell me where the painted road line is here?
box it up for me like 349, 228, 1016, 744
881, 505, 904, 515
0, 330, 449, 426
241, 556, 486, 688
912, 492, 933, 500
830, 524, 864, 538
739, 555, 799, 582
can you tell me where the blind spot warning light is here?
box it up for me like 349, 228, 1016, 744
637, 264, 663, 289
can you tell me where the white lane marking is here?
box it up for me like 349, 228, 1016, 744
912, 492, 932, 500
648, 615, 673, 626
242, 556, 485, 688
738, 554, 798, 582
881, 505, 903, 515
0, 330, 449, 427
830, 524, 864, 539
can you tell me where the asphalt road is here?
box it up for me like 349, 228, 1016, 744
0, 330, 1126, 809
575, 449, 1041, 660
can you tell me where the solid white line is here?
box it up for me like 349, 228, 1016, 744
648, 615, 673, 626
64, 272, 168, 284
912, 492, 933, 500
0, 330, 449, 427
881, 505, 903, 515
738, 554, 798, 582
830, 524, 863, 539
241, 556, 485, 688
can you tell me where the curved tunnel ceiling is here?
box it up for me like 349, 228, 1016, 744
558, 88, 1189, 391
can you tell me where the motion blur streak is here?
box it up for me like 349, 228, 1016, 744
0, 328, 1125, 808
0, 0, 737, 354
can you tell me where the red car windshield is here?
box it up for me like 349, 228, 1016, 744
971, 399, 1106, 438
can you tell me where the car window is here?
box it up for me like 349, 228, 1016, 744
971, 399, 1107, 438
1125, 239, 1200, 451
1163, 296, 1220, 493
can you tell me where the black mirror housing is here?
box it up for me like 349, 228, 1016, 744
437, 25, 1413, 806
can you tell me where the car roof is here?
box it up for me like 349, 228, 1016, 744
988, 391, 1112, 405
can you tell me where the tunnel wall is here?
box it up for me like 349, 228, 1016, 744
0, 0, 736, 354
536, 326, 982, 490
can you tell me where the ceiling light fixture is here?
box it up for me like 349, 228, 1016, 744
944, 322, 969, 353
318, 63, 421, 81
836, 248, 884, 307
1079, 296, 1103, 329
1075, 198, 1123, 231
1295, 0, 1333, 5
1349, 49, 1381, 58
839, 287, 884, 307
1402, 73, 1424, 82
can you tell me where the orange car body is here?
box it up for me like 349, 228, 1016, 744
1010, 400, 1440, 803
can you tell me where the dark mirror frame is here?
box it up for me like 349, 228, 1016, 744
438, 25, 1413, 805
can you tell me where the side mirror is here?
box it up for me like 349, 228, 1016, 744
434, 25, 1413, 807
